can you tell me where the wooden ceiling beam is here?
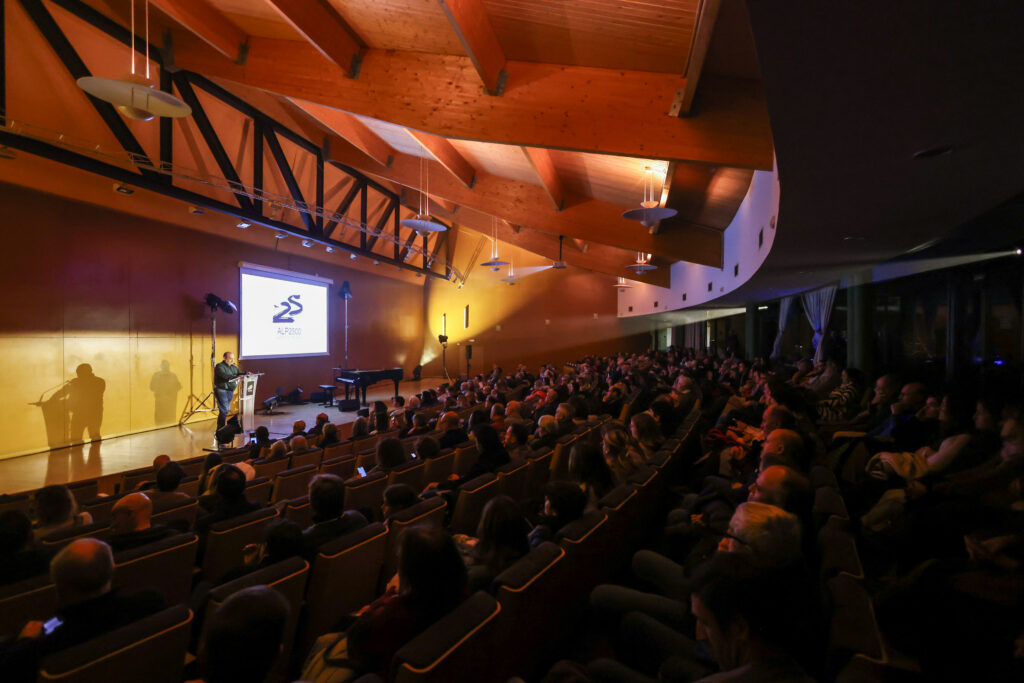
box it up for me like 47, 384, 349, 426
406, 130, 477, 189
169, 34, 773, 168
149, 0, 246, 61
264, 0, 364, 78
673, 0, 723, 117
436, 0, 507, 95
521, 147, 564, 211
289, 98, 394, 168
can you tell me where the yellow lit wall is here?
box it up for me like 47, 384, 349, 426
423, 234, 651, 377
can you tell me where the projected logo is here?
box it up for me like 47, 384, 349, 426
272, 295, 304, 336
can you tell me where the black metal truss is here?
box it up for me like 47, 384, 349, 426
8, 0, 447, 278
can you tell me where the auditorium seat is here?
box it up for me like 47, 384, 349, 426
80, 492, 130, 525
283, 495, 314, 529
355, 450, 377, 471
120, 465, 156, 492
175, 455, 207, 478
201, 507, 279, 583
39, 521, 111, 551
0, 492, 33, 517
176, 475, 200, 498
452, 442, 479, 478
150, 497, 199, 531
272, 464, 318, 503
825, 573, 887, 677
451, 473, 500, 535
37, 604, 192, 683
492, 542, 572, 680
814, 487, 851, 530
253, 458, 290, 480
320, 454, 356, 480
344, 471, 388, 520
392, 591, 504, 683
201, 557, 309, 683
523, 449, 553, 502
244, 476, 274, 506
67, 479, 99, 504
323, 441, 354, 461
597, 484, 641, 575
289, 447, 323, 470
818, 525, 866, 581
0, 573, 57, 639
810, 464, 840, 490
387, 460, 426, 490
558, 509, 612, 589
351, 436, 378, 453
548, 434, 578, 482
219, 446, 252, 464
380, 497, 447, 591
496, 458, 530, 500
113, 533, 198, 605
300, 522, 388, 656
626, 466, 664, 529
421, 451, 455, 485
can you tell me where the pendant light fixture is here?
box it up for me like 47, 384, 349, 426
626, 252, 657, 273
622, 165, 676, 226
401, 158, 447, 233
500, 258, 519, 285
551, 235, 567, 269
481, 216, 510, 270
77, 0, 191, 120
612, 276, 634, 290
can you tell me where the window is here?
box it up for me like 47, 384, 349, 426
682, 293, 687, 302
734, 264, 739, 277
441, 313, 446, 336
708, 282, 713, 292
464, 305, 469, 329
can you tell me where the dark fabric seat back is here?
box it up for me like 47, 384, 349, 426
272, 464, 318, 503
450, 474, 500, 535
202, 506, 278, 583
0, 574, 57, 639
113, 533, 198, 606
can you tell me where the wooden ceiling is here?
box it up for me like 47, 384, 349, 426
8, 0, 772, 283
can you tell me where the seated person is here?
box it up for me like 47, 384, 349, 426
134, 454, 171, 491
32, 485, 92, 541
569, 442, 616, 505
301, 474, 368, 557
370, 401, 390, 434
0, 510, 50, 586
529, 481, 589, 549
319, 423, 341, 448
415, 436, 441, 461
147, 461, 192, 513
504, 400, 529, 427
504, 422, 533, 462
218, 519, 304, 585
288, 435, 310, 454
602, 427, 645, 477
248, 425, 273, 460
107, 493, 177, 552
531, 415, 560, 451
306, 413, 330, 442
490, 403, 507, 433
193, 585, 290, 683
456, 496, 530, 593
405, 413, 431, 438
197, 452, 223, 495
0, 539, 164, 683
437, 412, 469, 450
369, 437, 407, 475
287, 420, 307, 442
196, 465, 261, 533
466, 424, 510, 480
631, 412, 665, 461
259, 440, 289, 464
349, 417, 370, 441
555, 403, 575, 436
346, 526, 467, 678
382, 484, 421, 522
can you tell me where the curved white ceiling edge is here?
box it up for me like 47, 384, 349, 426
617, 158, 780, 318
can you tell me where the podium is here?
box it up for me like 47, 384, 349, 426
238, 373, 262, 431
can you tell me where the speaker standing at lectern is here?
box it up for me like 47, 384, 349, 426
214, 351, 242, 429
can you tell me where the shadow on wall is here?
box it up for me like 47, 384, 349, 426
150, 359, 182, 425
29, 363, 106, 450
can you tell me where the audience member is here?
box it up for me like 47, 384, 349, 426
33, 485, 92, 540
108, 492, 177, 552
196, 585, 290, 683
0, 510, 49, 586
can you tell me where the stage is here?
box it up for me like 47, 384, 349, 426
0, 378, 442, 496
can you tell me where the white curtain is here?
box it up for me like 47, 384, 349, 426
802, 285, 838, 362
684, 322, 704, 350
771, 296, 795, 359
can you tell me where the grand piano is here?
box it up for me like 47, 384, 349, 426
334, 367, 404, 407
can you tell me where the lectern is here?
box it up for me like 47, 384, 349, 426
238, 373, 262, 431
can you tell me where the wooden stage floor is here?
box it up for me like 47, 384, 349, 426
0, 378, 442, 495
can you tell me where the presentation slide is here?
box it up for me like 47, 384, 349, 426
239, 264, 331, 359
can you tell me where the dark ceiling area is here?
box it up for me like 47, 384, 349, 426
720, 0, 1024, 305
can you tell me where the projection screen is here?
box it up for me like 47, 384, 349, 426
239, 262, 332, 359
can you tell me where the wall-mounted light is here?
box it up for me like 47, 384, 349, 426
113, 183, 134, 195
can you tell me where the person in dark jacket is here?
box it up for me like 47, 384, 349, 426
301, 474, 368, 558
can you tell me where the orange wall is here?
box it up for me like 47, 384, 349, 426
422, 236, 651, 377
1, 184, 425, 459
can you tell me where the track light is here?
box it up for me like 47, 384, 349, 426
236, 221, 250, 229
350, 253, 357, 260
301, 239, 313, 248
188, 205, 204, 215
204, 293, 237, 314
113, 183, 134, 195
373, 260, 380, 266
275, 233, 287, 239
325, 246, 335, 253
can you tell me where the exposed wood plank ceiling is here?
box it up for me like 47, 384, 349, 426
12, 0, 768, 284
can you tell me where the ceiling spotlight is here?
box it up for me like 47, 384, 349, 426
113, 183, 134, 195
1017, 249, 1022, 256
236, 220, 250, 229
274, 232, 287, 239
301, 239, 313, 248
0, 146, 18, 160
188, 205, 204, 215
373, 260, 380, 266
551, 235, 568, 269
325, 246, 335, 253
350, 253, 357, 260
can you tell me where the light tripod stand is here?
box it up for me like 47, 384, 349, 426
180, 294, 237, 424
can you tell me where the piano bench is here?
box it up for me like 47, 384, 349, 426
317, 385, 337, 407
